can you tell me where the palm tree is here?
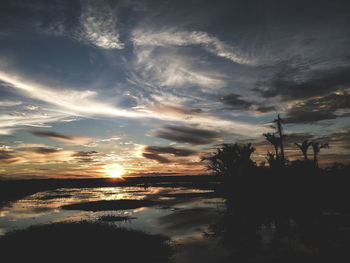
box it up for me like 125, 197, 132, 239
273, 114, 286, 162
311, 142, 329, 167
294, 140, 312, 160
264, 133, 280, 158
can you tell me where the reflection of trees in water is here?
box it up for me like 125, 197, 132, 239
201, 115, 350, 262
208, 168, 350, 262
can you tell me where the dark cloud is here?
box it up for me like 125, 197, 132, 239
126, 172, 182, 177
0, 149, 20, 164
144, 146, 198, 157
153, 126, 222, 145
19, 146, 62, 154
284, 92, 350, 124
72, 151, 98, 157
314, 128, 350, 150
219, 93, 252, 110
284, 133, 314, 146
256, 63, 350, 101
218, 93, 278, 114
30, 130, 73, 141
142, 153, 171, 163
254, 105, 277, 113
72, 151, 99, 163
142, 146, 198, 163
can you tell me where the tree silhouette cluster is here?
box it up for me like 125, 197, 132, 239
201, 143, 255, 178
203, 114, 331, 175
202, 114, 350, 262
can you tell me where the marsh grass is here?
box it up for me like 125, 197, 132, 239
0, 221, 172, 262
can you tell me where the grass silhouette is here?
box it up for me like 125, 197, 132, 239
0, 221, 172, 262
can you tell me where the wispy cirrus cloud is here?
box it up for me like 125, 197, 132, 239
131, 47, 226, 91
0, 71, 144, 118
0, 100, 22, 107
0, 70, 265, 137
0, 111, 62, 135
132, 28, 253, 65
78, 0, 124, 49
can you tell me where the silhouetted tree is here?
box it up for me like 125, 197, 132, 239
201, 143, 255, 177
263, 115, 287, 167
294, 140, 312, 160
266, 151, 284, 168
263, 133, 280, 158
273, 114, 286, 163
311, 142, 329, 167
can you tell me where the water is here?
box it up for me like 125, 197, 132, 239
0, 186, 230, 263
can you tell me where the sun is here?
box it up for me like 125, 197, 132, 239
103, 164, 125, 178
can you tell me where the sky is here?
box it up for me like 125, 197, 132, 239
0, 0, 350, 179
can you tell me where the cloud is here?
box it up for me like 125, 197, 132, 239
78, 1, 124, 49
0, 111, 63, 135
0, 71, 146, 119
0, 100, 22, 107
131, 47, 226, 90
151, 103, 203, 117
153, 125, 222, 145
29, 130, 91, 145
253, 105, 277, 113
142, 152, 171, 163
2, 144, 100, 165
0, 146, 21, 164
17, 146, 62, 155
255, 62, 350, 101
132, 28, 253, 65
283, 133, 314, 146
144, 146, 198, 157
30, 130, 73, 141
314, 127, 350, 150
218, 93, 280, 114
0, 144, 73, 165
284, 91, 350, 124
219, 93, 252, 110
72, 150, 99, 163
0, 70, 265, 137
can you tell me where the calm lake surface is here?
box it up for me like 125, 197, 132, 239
0, 185, 231, 263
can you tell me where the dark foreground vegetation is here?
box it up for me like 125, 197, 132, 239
201, 115, 350, 262
0, 221, 172, 262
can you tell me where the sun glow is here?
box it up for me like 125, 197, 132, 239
103, 164, 125, 178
